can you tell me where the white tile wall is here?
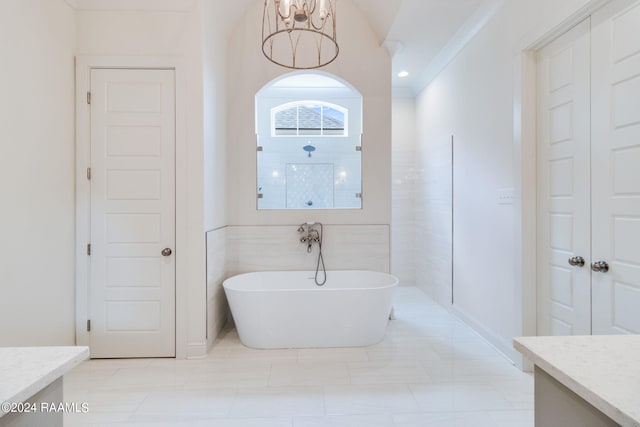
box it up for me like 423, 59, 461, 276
225, 224, 390, 277
392, 97, 417, 287
415, 131, 453, 306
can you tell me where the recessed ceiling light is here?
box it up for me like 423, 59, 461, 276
397, 71, 409, 78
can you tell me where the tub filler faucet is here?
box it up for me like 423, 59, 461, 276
298, 222, 320, 253
297, 222, 327, 286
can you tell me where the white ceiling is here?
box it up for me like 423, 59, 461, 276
383, 0, 485, 91
67, 0, 491, 94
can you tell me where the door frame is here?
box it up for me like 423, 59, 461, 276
512, 0, 613, 369
75, 56, 188, 358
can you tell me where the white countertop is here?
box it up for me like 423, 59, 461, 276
0, 346, 89, 418
514, 335, 640, 427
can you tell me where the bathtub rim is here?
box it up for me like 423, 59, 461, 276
222, 270, 399, 293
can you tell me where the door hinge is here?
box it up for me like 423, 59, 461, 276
86, 91, 91, 105
87, 243, 91, 256
87, 319, 91, 332
86, 167, 92, 180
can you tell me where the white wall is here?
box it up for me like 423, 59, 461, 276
202, 1, 230, 347
391, 97, 417, 286
227, 0, 391, 227
0, 0, 76, 346
76, 5, 209, 357
222, 0, 391, 280
415, 0, 599, 361
203, 0, 229, 232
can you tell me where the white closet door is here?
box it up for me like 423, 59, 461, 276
537, 19, 592, 336
591, 0, 640, 335
89, 68, 176, 358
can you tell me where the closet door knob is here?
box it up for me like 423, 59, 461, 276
161, 248, 173, 257
591, 261, 609, 273
568, 256, 585, 267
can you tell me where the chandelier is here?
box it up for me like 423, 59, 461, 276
262, 0, 338, 70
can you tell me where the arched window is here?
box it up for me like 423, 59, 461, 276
272, 101, 347, 136
255, 71, 362, 210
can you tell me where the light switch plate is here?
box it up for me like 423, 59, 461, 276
497, 188, 515, 205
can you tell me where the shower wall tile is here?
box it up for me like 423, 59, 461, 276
415, 138, 452, 306
206, 227, 228, 349
392, 97, 418, 287
392, 149, 417, 287
225, 225, 390, 277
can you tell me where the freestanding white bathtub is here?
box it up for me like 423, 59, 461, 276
223, 270, 398, 349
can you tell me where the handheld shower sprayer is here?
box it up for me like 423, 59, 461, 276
295, 222, 327, 286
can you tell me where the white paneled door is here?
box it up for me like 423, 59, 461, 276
591, 0, 640, 334
537, 18, 591, 336
89, 69, 176, 358
537, 0, 640, 336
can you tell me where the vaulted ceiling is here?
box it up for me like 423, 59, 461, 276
67, 0, 493, 94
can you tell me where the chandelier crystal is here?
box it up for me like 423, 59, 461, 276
262, 0, 338, 70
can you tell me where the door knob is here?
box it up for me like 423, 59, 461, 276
568, 256, 585, 267
161, 248, 173, 257
591, 261, 609, 273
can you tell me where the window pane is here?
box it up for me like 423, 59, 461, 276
274, 107, 298, 135
298, 106, 322, 135
272, 103, 346, 136
322, 106, 345, 135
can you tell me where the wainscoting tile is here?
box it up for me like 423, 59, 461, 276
225, 224, 389, 276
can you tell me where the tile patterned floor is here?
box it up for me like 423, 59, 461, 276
64, 287, 533, 426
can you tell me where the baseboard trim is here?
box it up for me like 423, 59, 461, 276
186, 341, 208, 359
